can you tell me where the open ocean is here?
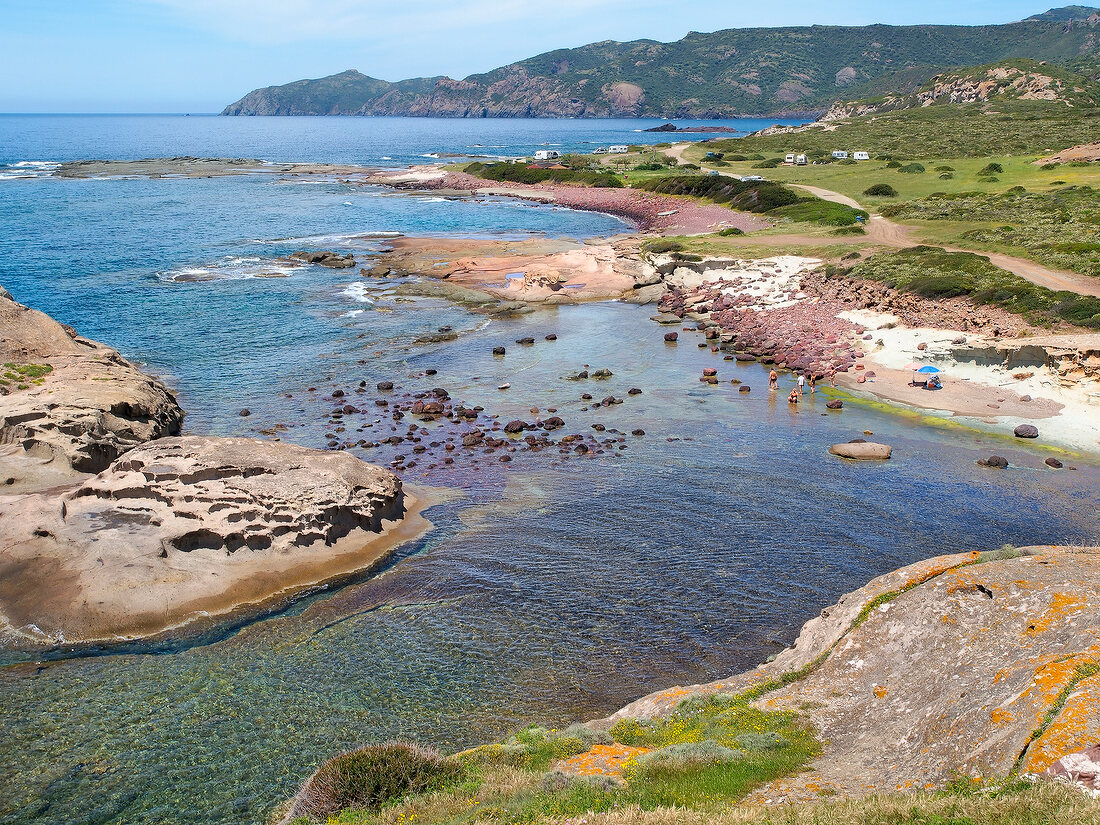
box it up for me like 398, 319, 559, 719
2, 115, 1099, 825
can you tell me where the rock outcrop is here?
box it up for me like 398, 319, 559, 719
591, 546, 1100, 798
0, 291, 184, 485
0, 436, 417, 643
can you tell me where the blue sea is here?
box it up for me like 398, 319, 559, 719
1, 115, 1099, 825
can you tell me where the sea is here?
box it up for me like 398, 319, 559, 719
1, 115, 1099, 825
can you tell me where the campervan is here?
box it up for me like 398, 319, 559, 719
608, 145, 629, 154
795, 154, 808, 166
533, 150, 560, 161
784, 153, 796, 164
853, 151, 870, 161
831, 150, 849, 160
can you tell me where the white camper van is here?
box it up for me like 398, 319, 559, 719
784, 153, 797, 164
533, 150, 561, 161
853, 151, 870, 161
608, 145, 629, 154
832, 150, 849, 160
795, 154, 808, 166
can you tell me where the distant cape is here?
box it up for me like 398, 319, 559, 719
222, 7, 1100, 119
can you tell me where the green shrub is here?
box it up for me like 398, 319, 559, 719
718, 226, 745, 236
644, 239, 684, 254
709, 160, 730, 167
680, 163, 701, 170
935, 165, 955, 172
735, 731, 791, 751
725, 154, 747, 161
863, 183, 898, 197
940, 172, 955, 179
633, 175, 800, 212
980, 162, 1005, 174
898, 163, 926, 174
633, 162, 665, 171
672, 252, 703, 262
769, 198, 868, 226
752, 159, 780, 168
293, 743, 464, 820
464, 162, 622, 188
747, 153, 766, 161
886, 160, 903, 168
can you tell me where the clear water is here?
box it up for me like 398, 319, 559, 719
2, 116, 1099, 825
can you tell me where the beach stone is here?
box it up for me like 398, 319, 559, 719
1045, 458, 1064, 469
332, 390, 344, 398
702, 368, 718, 377
0, 436, 406, 643
825, 400, 843, 410
664, 332, 678, 342
238, 409, 250, 417
628, 388, 642, 395
1014, 424, 1039, 439
545, 334, 557, 341
631, 429, 645, 436
542, 416, 565, 431
592, 369, 613, 379
739, 386, 751, 393
503, 420, 527, 434
829, 441, 891, 460
978, 455, 1009, 469
492, 347, 506, 356
516, 337, 535, 345
376, 381, 393, 391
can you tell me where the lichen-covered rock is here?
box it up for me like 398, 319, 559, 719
592, 546, 1100, 800
0, 436, 413, 644
0, 291, 184, 482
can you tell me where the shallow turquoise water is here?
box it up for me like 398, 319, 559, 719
1, 117, 1099, 825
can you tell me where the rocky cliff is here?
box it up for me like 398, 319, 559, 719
222, 11, 1100, 118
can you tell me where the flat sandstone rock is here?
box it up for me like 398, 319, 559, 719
829, 441, 892, 459
0, 436, 423, 644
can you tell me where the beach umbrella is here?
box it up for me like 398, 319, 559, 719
917, 365, 941, 374
903, 362, 923, 371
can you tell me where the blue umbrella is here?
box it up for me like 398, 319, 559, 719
917, 365, 941, 374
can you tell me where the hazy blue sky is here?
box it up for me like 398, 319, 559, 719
0, 1, 1069, 112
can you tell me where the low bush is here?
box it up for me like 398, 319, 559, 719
768, 198, 868, 226
863, 183, 898, 197
464, 162, 622, 188
752, 158, 780, 168
643, 239, 684, 254
886, 160, 903, 168
633, 175, 800, 213
980, 162, 1005, 174
935, 165, 955, 172
718, 226, 744, 236
292, 743, 465, 820
897, 162, 926, 174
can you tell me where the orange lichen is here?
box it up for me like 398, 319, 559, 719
556, 743, 651, 778
874, 685, 888, 699
1026, 592, 1087, 636
1024, 669, 1100, 773
990, 707, 1014, 726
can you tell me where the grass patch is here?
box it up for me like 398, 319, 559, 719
767, 199, 868, 227
977, 545, 1022, 564
847, 246, 1100, 329
2, 363, 53, 388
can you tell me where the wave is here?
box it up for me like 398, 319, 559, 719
341, 282, 376, 304
156, 255, 302, 283
0, 160, 60, 181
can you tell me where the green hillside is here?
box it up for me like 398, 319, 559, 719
222, 8, 1100, 118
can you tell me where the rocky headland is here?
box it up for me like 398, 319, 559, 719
0, 288, 425, 645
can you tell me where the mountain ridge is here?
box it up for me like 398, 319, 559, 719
222, 8, 1100, 118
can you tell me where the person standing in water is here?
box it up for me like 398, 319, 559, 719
769, 368, 778, 390
807, 372, 816, 393
796, 372, 806, 396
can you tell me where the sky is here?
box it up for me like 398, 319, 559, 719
0, 0, 1070, 112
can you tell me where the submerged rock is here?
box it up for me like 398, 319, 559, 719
978, 455, 1009, 469
829, 441, 891, 460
